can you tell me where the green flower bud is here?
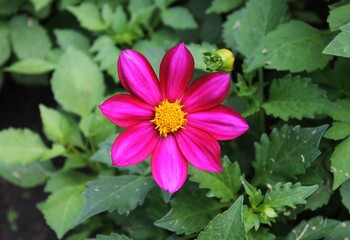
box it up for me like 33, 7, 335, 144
203, 49, 235, 72
263, 207, 278, 218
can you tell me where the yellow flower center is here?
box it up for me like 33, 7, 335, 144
151, 99, 187, 137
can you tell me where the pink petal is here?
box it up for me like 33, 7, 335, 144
117, 49, 162, 106
160, 43, 194, 101
151, 135, 188, 194
111, 122, 159, 167
186, 105, 249, 140
176, 125, 222, 172
99, 94, 155, 128
181, 72, 230, 113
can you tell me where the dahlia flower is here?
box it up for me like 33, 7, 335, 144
99, 43, 249, 194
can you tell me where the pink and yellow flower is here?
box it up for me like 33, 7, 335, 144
99, 43, 249, 194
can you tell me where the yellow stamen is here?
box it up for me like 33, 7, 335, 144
151, 99, 187, 137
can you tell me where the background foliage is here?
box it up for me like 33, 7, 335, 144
1, 0, 350, 239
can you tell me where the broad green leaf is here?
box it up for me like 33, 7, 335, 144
263, 182, 318, 211
0, 0, 24, 16
222, 10, 241, 50
262, 75, 334, 121
39, 144, 66, 161
206, 0, 242, 14
41, 185, 86, 239
0, 161, 53, 188
199, 14, 222, 43
253, 125, 328, 185
247, 228, 275, 240
187, 42, 217, 71
150, 28, 180, 49
340, 180, 350, 212
197, 196, 246, 240
154, 0, 176, 9
68, 3, 107, 31
155, 191, 222, 234
161, 7, 197, 29
51, 47, 105, 117
285, 216, 340, 240
4, 59, 55, 75
91, 233, 132, 240
77, 175, 154, 223
247, 21, 331, 73
189, 156, 241, 202
327, 3, 350, 31
54, 29, 90, 53
30, 0, 53, 12
326, 99, 350, 122
110, 6, 127, 34
0, 128, 48, 164
234, 0, 288, 56
44, 170, 91, 193
0, 27, 10, 65
9, 15, 51, 59
325, 221, 350, 240
324, 122, 350, 140
331, 136, 350, 189
323, 23, 350, 57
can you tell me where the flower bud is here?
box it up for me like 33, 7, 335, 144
203, 49, 235, 72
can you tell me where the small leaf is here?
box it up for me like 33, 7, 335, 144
197, 196, 246, 240
0, 27, 10, 65
161, 7, 197, 30
323, 23, 350, 57
247, 21, 332, 73
206, 0, 242, 14
187, 42, 217, 71
0, 128, 48, 164
326, 99, 350, 122
91, 233, 132, 240
331, 136, 350, 189
41, 185, 86, 239
155, 191, 222, 234
340, 180, 350, 213
189, 156, 241, 202
4, 59, 55, 74
51, 47, 105, 117
327, 3, 350, 31
262, 75, 334, 121
30, 0, 53, 12
77, 175, 154, 223
54, 29, 90, 53
324, 122, 350, 140
68, 3, 107, 31
241, 177, 263, 208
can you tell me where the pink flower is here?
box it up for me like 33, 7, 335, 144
99, 43, 249, 194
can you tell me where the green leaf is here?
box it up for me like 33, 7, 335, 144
327, 3, 350, 31
241, 177, 264, 208
222, 10, 242, 50
77, 175, 154, 223
0, 161, 53, 188
91, 233, 132, 240
331, 136, 350, 189
206, 0, 242, 14
325, 221, 350, 240
30, 0, 53, 12
51, 47, 105, 117
161, 7, 197, 30
187, 42, 217, 71
54, 29, 90, 53
154, 0, 176, 9
247, 21, 332, 73
0, 27, 10, 65
326, 99, 350, 122
243, 206, 260, 232
110, 6, 127, 34
247, 228, 275, 240
90, 134, 116, 166
253, 125, 328, 185
262, 75, 334, 121
197, 196, 246, 240
189, 156, 242, 202
39, 144, 66, 161
323, 23, 350, 57
263, 182, 318, 211
0, 0, 24, 16
44, 170, 91, 193
9, 15, 51, 59
0, 128, 49, 164
234, 0, 288, 56
325, 122, 350, 140
155, 190, 222, 234
68, 3, 107, 31
134, 40, 166, 75
41, 185, 86, 239
4, 59, 55, 75
284, 216, 340, 240
340, 180, 350, 213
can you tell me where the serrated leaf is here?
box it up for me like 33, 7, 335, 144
90, 233, 132, 240
331, 136, 350, 189
323, 23, 350, 57
51, 47, 105, 117
9, 15, 51, 59
0, 128, 49, 164
77, 175, 154, 223
4, 59, 55, 74
263, 182, 318, 211
187, 42, 217, 71
234, 0, 288, 56
241, 177, 263, 208
41, 185, 85, 239
243, 206, 260, 232
30, 0, 53, 12
340, 180, 350, 213
54, 29, 90, 53
247, 21, 331, 73
327, 3, 350, 31
326, 99, 350, 122
161, 7, 197, 29
206, 0, 242, 14
155, 191, 222, 234
189, 156, 241, 202
325, 221, 350, 240
197, 196, 246, 240
325, 122, 350, 140
253, 125, 328, 185
0, 27, 10, 65
68, 3, 107, 31
262, 75, 333, 121
285, 216, 340, 240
